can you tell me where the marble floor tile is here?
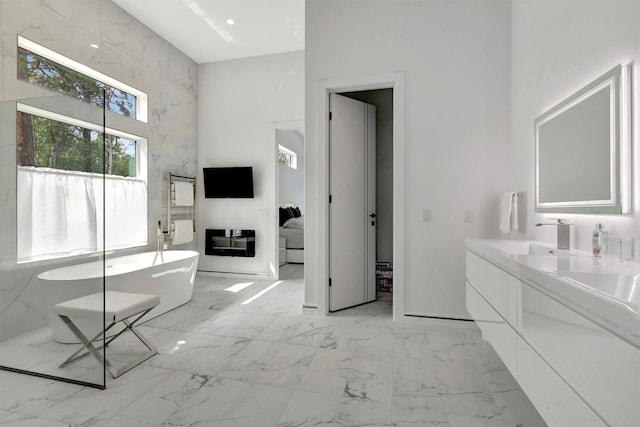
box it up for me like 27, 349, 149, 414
275, 390, 341, 426
181, 335, 251, 377
0, 264, 546, 427
344, 358, 393, 403
160, 377, 252, 426
295, 348, 352, 396
441, 391, 509, 420
392, 395, 448, 424
115, 370, 211, 425
0, 409, 75, 427
217, 339, 283, 382
255, 314, 306, 343
334, 396, 393, 426
216, 383, 293, 427
1, 365, 172, 426
393, 356, 440, 398
193, 312, 278, 339
435, 362, 491, 394
254, 343, 316, 387
446, 413, 518, 427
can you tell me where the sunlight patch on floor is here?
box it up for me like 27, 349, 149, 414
241, 280, 283, 304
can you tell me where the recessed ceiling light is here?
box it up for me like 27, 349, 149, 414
90, 43, 99, 49
226, 18, 235, 25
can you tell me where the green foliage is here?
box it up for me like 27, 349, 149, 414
279, 151, 290, 166
17, 112, 135, 177
18, 47, 136, 118
16, 47, 138, 177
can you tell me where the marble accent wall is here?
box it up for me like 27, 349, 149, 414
0, 0, 197, 340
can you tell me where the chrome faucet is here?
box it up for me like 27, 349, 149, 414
153, 220, 165, 265
536, 218, 571, 250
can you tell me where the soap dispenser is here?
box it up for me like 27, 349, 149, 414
592, 222, 607, 257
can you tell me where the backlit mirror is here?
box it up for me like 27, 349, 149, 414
535, 64, 631, 214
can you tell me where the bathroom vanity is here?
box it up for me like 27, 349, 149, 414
466, 239, 639, 427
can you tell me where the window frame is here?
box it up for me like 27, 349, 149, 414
17, 103, 148, 181
278, 144, 298, 169
17, 35, 148, 123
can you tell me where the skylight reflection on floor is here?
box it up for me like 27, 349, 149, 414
241, 281, 283, 305
224, 282, 255, 293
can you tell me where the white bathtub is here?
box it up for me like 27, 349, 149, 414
38, 250, 199, 343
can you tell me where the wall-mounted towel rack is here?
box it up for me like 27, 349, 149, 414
166, 173, 196, 239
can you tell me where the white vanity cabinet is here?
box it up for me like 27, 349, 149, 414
522, 284, 640, 427
465, 241, 640, 427
466, 252, 518, 372
516, 335, 605, 426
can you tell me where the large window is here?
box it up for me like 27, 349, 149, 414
17, 111, 136, 177
15, 38, 149, 263
17, 36, 147, 122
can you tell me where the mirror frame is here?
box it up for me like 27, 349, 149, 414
534, 64, 631, 214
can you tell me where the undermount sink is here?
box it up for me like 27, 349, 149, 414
483, 240, 563, 256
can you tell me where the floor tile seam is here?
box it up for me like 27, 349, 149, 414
205, 378, 297, 425
440, 390, 512, 422
104, 366, 175, 390
443, 404, 513, 423
0, 408, 82, 426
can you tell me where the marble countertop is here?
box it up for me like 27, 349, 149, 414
466, 239, 640, 349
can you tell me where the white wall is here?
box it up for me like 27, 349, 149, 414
305, 0, 512, 318
511, 0, 640, 255
197, 51, 304, 276
0, 0, 197, 339
277, 129, 305, 212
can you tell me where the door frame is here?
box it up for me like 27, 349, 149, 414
316, 72, 405, 320
272, 120, 304, 279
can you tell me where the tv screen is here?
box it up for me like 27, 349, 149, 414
203, 167, 254, 198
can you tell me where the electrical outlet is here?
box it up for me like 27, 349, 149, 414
464, 209, 473, 222
422, 209, 431, 222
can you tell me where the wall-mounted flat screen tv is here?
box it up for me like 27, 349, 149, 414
203, 167, 254, 198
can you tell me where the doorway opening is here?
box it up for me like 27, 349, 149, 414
315, 72, 405, 321
328, 89, 394, 316
274, 122, 305, 281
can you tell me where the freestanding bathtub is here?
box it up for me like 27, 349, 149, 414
38, 250, 199, 343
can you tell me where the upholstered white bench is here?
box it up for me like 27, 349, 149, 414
54, 291, 160, 378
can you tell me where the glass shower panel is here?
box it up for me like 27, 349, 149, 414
0, 92, 107, 389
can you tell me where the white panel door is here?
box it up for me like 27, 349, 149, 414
364, 102, 376, 303
329, 93, 376, 311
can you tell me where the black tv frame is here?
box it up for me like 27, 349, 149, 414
203, 167, 254, 199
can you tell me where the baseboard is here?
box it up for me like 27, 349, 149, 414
302, 304, 318, 315
197, 270, 273, 280
403, 312, 474, 322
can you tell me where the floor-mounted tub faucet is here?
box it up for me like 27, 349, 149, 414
535, 218, 571, 250
153, 220, 165, 265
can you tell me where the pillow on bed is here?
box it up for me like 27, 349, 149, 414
292, 207, 301, 217
279, 207, 294, 226
283, 216, 304, 229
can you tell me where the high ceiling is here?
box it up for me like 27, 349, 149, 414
112, 0, 304, 64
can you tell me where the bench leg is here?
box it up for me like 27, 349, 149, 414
57, 308, 158, 378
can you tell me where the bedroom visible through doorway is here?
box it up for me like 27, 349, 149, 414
276, 126, 305, 279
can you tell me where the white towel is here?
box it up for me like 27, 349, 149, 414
171, 219, 193, 245
172, 181, 194, 207
499, 192, 519, 233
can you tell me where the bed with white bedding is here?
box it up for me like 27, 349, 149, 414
279, 207, 304, 264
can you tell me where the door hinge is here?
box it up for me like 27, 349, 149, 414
329, 194, 332, 203
329, 111, 332, 120
329, 278, 332, 287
